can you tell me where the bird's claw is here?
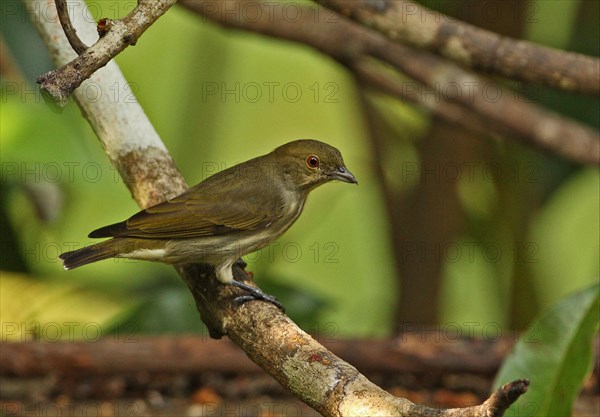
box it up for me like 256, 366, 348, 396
230, 280, 285, 311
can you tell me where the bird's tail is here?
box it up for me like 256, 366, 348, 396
59, 240, 120, 270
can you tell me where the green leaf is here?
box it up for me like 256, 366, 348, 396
493, 284, 599, 416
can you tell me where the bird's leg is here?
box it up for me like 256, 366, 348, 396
234, 258, 250, 281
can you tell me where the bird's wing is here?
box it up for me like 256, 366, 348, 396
89, 180, 286, 239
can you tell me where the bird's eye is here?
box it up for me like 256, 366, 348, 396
306, 155, 320, 168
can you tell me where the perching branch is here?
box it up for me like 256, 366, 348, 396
179, 0, 599, 165
28, 0, 528, 415
318, 0, 600, 96
36, 0, 177, 105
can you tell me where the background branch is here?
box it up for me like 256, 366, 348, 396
179, 0, 599, 165
1, 335, 516, 377
27, 0, 528, 415
318, 0, 600, 95
368, 41, 600, 165
353, 58, 504, 136
38, 0, 600, 164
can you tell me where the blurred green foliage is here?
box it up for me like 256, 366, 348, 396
1, 0, 598, 345
1, 271, 127, 341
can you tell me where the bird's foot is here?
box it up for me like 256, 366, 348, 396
230, 280, 285, 312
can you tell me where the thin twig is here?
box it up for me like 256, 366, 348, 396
54, 0, 88, 54
37, 0, 178, 105
439, 379, 530, 417
318, 0, 600, 95
478, 379, 531, 417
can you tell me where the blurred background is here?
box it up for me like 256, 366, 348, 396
1, 0, 598, 343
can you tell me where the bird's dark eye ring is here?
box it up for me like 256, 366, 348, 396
306, 155, 320, 168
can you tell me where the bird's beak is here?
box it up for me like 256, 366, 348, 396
329, 166, 358, 184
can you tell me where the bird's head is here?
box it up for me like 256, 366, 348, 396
270, 139, 357, 191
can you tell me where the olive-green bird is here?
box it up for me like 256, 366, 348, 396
59, 139, 357, 304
